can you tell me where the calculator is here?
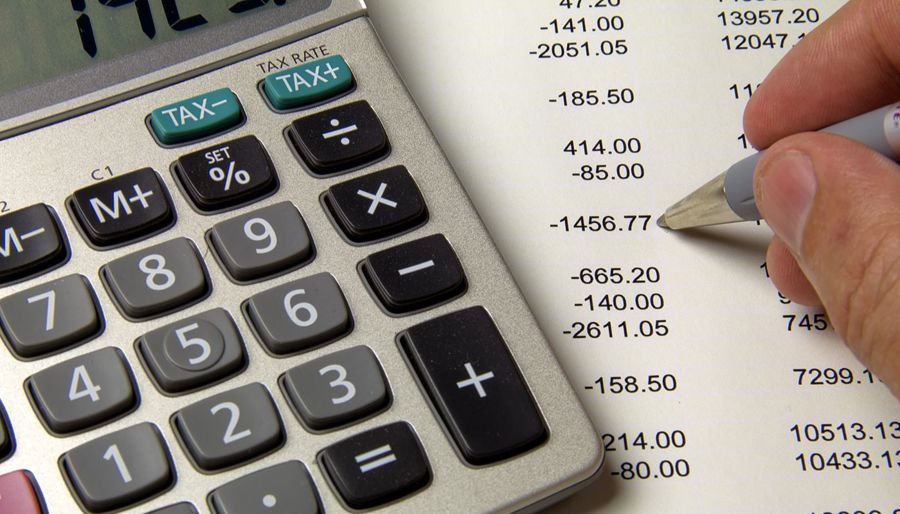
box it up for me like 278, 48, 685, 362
0, 1, 603, 512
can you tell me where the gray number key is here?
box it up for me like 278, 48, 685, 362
61, 422, 173, 512
136, 308, 246, 394
172, 383, 283, 471
281, 346, 389, 431
0, 274, 102, 358
26, 347, 137, 434
209, 461, 320, 514
208, 201, 313, 282
243, 272, 351, 355
101, 237, 209, 320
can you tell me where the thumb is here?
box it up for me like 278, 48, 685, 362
754, 132, 900, 398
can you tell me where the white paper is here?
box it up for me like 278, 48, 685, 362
367, 1, 900, 512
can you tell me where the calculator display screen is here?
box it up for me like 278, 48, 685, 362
0, 1, 304, 96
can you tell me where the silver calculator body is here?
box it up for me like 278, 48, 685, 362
0, 1, 603, 512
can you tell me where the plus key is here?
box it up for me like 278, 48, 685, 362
400, 306, 547, 465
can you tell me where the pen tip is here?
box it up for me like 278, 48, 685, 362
656, 215, 670, 229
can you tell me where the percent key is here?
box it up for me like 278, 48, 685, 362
174, 135, 278, 212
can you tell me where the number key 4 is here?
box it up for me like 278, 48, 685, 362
26, 347, 137, 434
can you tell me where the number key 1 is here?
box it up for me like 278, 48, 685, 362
61, 423, 174, 512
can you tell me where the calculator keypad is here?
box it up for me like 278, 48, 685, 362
0, 204, 68, 285
0, 17, 597, 512
174, 135, 278, 212
136, 308, 246, 394
323, 165, 428, 243
0, 470, 44, 514
400, 306, 547, 465
318, 421, 430, 510
208, 201, 313, 282
0, 274, 102, 359
288, 100, 389, 175
27, 347, 137, 435
61, 423, 173, 513
70, 168, 175, 248
243, 273, 352, 355
172, 383, 284, 472
280, 346, 389, 431
102, 238, 209, 320
208, 461, 321, 514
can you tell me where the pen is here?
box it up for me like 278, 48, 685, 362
657, 102, 900, 230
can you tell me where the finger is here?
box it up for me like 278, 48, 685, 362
754, 132, 900, 398
766, 236, 821, 306
744, 0, 900, 149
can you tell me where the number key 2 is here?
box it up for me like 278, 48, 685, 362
172, 383, 284, 471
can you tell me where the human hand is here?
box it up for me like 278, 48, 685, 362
745, 0, 900, 398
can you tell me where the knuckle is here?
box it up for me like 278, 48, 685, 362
844, 227, 900, 366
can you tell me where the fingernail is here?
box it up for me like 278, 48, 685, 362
757, 150, 817, 254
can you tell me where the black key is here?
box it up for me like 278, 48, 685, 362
323, 166, 427, 243
0, 204, 67, 285
148, 502, 198, 514
0, 401, 13, 461
399, 307, 547, 465
288, 100, 389, 175
174, 135, 278, 212
70, 168, 174, 247
318, 422, 429, 510
209, 461, 321, 514
61, 423, 173, 512
360, 234, 466, 314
